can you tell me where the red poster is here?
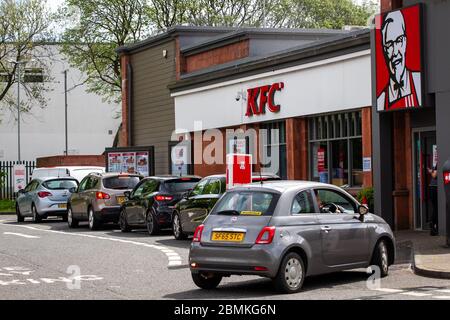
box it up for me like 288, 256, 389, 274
317, 148, 325, 173
226, 154, 252, 189
375, 4, 423, 111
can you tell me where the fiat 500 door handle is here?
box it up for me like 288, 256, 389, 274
321, 226, 332, 232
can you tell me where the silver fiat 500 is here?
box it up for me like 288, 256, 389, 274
189, 181, 395, 294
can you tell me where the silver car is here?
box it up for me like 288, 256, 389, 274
16, 177, 79, 223
189, 181, 395, 293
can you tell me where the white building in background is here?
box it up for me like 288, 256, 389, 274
0, 45, 121, 161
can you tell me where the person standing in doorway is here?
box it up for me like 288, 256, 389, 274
428, 164, 438, 236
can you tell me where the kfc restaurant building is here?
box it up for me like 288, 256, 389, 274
170, 30, 374, 194
372, 0, 450, 236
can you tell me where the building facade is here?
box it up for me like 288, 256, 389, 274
372, 0, 450, 235
117, 26, 347, 175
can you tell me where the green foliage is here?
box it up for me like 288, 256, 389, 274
0, 171, 5, 188
357, 187, 374, 212
0, 199, 15, 212
59, 0, 377, 103
0, 0, 54, 120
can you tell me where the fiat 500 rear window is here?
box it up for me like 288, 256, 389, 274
211, 191, 280, 216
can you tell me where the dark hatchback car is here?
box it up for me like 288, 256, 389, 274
172, 174, 280, 240
118, 176, 201, 235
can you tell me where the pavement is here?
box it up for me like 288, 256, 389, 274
1, 214, 450, 300
395, 230, 450, 279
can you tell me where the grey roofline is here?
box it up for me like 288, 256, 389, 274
180, 27, 349, 56
115, 26, 240, 54
169, 29, 370, 92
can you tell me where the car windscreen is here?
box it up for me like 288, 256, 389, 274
162, 179, 200, 193
43, 179, 78, 190
211, 191, 280, 216
103, 176, 141, 190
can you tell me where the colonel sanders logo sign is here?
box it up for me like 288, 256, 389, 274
376, 5, 424, 111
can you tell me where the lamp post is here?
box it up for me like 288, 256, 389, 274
63, 69, 68, 156
8, 60, 26, 162
8, 59, 35, 162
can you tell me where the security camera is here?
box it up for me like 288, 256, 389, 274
235, 93, 241, 101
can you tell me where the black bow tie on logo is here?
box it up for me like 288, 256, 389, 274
394, 80, 404, 91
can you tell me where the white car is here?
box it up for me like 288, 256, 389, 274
31, 166, 105, 183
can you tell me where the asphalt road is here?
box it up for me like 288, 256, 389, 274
1, 214, 450, 300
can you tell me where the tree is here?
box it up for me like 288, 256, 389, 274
60, 0, 376, 103
0, 0, 53, 121
59, 0, 152, 104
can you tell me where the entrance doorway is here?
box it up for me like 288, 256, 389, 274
412, 129, 437, 230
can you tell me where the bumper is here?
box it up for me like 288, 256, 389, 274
189, 242, 280, 278
155, 207, 173, 227
94, 206, 121, 223
35, 200, 68, 216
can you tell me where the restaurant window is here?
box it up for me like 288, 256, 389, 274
260, 121, 287, 179
309, 111, 363, 187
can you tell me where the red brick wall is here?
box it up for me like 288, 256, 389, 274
362, 107, 373, 187
286, 118, 308, 180
184, 40, 250, 74
119, 54, 130, 147
37, 155, 105, 168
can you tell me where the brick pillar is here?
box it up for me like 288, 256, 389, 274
381, 0, 402, 12
175, 37, 186, 80
362, 107, 373, 187
119, 54, 130, 147
392, 112, 413, 230
286, 118, 308, 180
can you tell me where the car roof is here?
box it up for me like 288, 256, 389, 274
35, 176, 79, 182
143, 175, 202, 181
231, 180, 338, 193
90, 172, 142, 178
202, 173, 280, 179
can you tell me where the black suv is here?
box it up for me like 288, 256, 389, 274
118, 176, 201, 235
172, 174, 280, 240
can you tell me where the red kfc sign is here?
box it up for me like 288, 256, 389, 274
245, 82, 284, 117
226, 154, 252, 189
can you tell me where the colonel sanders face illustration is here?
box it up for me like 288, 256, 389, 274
382, 11, 407, 87
377, 6, 422, 111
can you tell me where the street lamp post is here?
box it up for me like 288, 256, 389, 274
8, 59, 35, 162
63, 70, 68, 156
16, 62, 21, 162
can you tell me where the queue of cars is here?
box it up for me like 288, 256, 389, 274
15, 166, 396, 294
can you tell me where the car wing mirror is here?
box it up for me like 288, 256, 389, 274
69, 187, 77, 193
124, 191, 131, 199
18, 189, 25, 194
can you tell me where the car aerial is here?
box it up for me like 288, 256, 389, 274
118, 176, 202, 235
188, 180, 395, 294
172, 173, 280, 240
67, 172, 142, 230
16, 177, 79, 223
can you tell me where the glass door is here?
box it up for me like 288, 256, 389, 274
413, 130, 437, 230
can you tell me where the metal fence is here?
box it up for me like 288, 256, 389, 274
0, 161, 36, 200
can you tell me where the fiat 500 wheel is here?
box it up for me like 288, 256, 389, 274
273, 252, 305, 294
191, 272, 222, 290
